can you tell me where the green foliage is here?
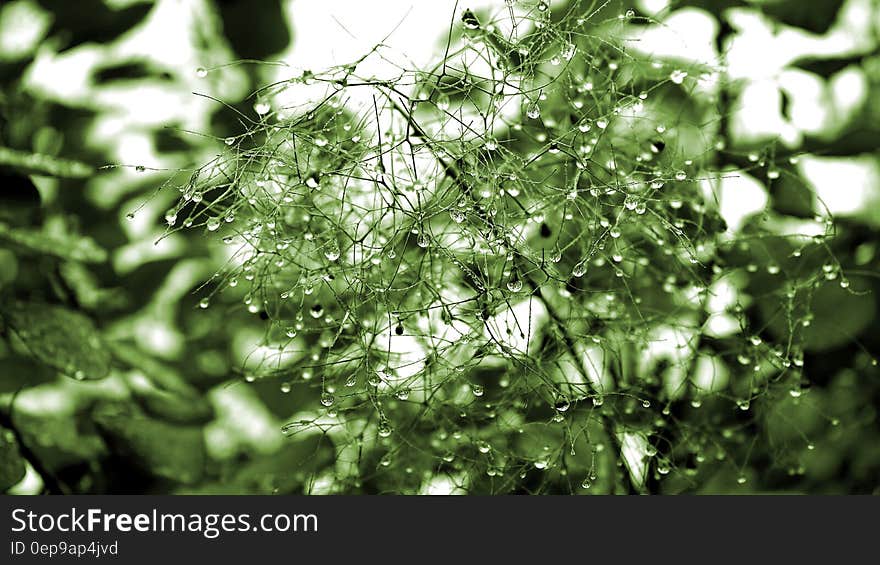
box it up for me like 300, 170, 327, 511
0, 223, 107, 263
92, 402, 207, 486
163, 1, 879, 494
1, 301, 112, 380
0, 427, 26, 491
0, 0, 877, 495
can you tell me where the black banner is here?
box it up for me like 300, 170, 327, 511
1, 496, 875, 562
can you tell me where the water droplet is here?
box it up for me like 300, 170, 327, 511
641, 399, 651, 408
320, 392, 335, 407
417, 232, 430, 248
476, 440, 492, 454
285, 327, 297, 338
280, 382, 291, 393
224, 137, 235, 146
310, 304, 324, 319
378, 420, 393, 437
198, 297, 210, 309
164, 212, 177, 226
526, 101, 541, 119
581, 478, 592, 489
305, 175, 319, 189
592, 396, 604, 407
254, 99, 271, 115
126, 212, 135, 221
195, 67, 208, 78
506, 275, 523, 292
324, 240, 341, 261
135, 165, 146, 173
674, 170, 687, 181
555, 397, 571, 412
669, 70, 688, 84
572, 260, 587, 277
206, 217, 221, 231
736, 475, 747, 485
537, 1, 549, 12
471, 384, 484, 397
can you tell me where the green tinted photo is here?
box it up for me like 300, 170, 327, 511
1, 0, 878, 495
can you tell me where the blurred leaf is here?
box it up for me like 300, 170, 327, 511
1, 301, 111, 380
35, 0, 153, 52
0, 247, 17, 288
132, 387, 214, 426
57, 261, 107, 309
758, 0, 846, 35
215, 0, 290, 60
0, 222, 107, 263
0, 171, 41, 227
0, 426, 26, 491
759, 277, 876, 352
231, 435, 333, 493
0, 354, 57, 393
93, 402, 206, 485
0, 146, 92, 178
123, 369, 214, 425
108, 342, 208, 403
184, 436, 334, 494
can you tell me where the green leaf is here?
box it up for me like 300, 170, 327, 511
108, 342, 213, 424
0, 426, 26, 491
2, 301, 111, 380
0, 146, 93, 178
93, 403, 206, 485
0, 354, 57, 393
0, 223, 107, 263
